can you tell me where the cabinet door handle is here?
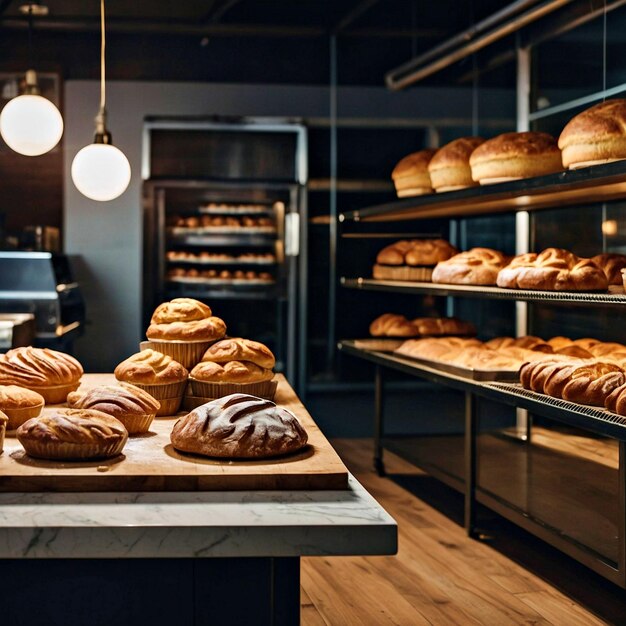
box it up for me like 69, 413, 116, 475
285, 213, 300, 257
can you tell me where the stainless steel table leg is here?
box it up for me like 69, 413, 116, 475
465, 391, 478, 538
374, 365, 386, 476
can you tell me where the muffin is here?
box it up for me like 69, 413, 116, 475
16, 409, 128, 461
0, 347, 83, 403
0, 385, 45, 431
114, 349, 188, 416
189, 338, 277, 400
145, 298, 227, 368
0, 410, 7, 454
67, 382, 160, 434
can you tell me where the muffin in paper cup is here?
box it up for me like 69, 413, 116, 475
30, 382, 80, 404
0, 411, 7, 453
156, 395, 184, 417
188, 378, 277, 400
140, 339, 213, 370
124, 382, 185, 417
3, 402, 44, 431
18, 439, 126, 461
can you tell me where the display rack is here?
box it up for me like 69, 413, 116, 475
339, 160, 626, 222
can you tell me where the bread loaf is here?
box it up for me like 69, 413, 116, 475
200, 338, 276, 370
558, 99, 626, 168
405, 240, 458, 266
170, 393, 308, 458
391, 149, 436, 197
190, 361, 274, 384
605, 383, 626, 416
114, 349, 188, 385
469, 131, 562, 183
369, 314, 418, 337
428, 137, 484, 191
151, 298, 212, 324
559, 362, 625, 405
432, 248, 509, 285
376, 241, 415, 266
590, 253, 626, 285
496, 248, 608, 291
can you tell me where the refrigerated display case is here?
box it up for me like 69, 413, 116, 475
142, 119, 307, 385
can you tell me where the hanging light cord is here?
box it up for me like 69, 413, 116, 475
100, 0, 106, 111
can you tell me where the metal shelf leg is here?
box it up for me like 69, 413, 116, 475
465, 391, 478, 538
374, 365, 386, 476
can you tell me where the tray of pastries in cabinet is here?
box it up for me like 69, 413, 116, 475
167, 267, 275, 285
166, 251, 277, 265
167, 214, 276, 234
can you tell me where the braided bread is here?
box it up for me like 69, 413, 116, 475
591, 254, 626, 285
605, 383, 626, 416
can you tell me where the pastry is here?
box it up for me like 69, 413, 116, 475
411, 317, 476, 337
432, 248, 509, 285
200, 338, 276, 370
115, 349, 188, 415
67, 382, 161, 434
391, 149, 437, 197
0, 347, 83, 403
17, 409, 128, 460
605, 383, 626, 416
428, 137, 484, 191
497, 248, 608, 291
0, 385, 45, 430
469, 131, 562, 183
559, 99, 626, 168
484, 336, 552, 353
369, 314, 418, 337
170, 393, 308, 459
591, 253, 626, 285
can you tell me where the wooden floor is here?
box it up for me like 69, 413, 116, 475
301, 438, 626, 626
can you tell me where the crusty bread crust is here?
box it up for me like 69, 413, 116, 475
392, 149, 436, 196
432, 248, 509, 285
429, 137, 484, 190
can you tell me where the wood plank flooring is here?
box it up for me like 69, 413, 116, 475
301, 438, 626, 625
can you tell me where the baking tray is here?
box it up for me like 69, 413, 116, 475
166, 257, 276, 266
167, 277, 275, 286
352, 339, 405, 352
392, 352, 520, 381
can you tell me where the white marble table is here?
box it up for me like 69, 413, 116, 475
0, 474, 396, 625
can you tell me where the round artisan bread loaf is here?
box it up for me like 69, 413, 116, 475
16, 409, 128, 460
67, 382, 160, 435
558, 99, 626, 168
200, 338, 276, 370
170, 393, 308, 458
0, 347, 83, 403
432, 248, 509, 285
391, 149, 436, 197
190, 361, 274, 384
115, 349, 188, 385
428, 137, 484, 191
469, 132, 562, 183
150, 298, 212, 324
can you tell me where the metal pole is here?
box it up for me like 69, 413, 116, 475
374, 365, 386, 476
465, 392, 478, 537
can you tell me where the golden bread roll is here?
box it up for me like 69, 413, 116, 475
369, 314, 418, 337
0, 385, 45, 430
591, 253, 626, 285
190, 361, 274, 384
469, 132, 562, 183
16, 409, 128, 460
391, 149, 436, 197
605, 383, 626, 416
114, 349, 188, 385
170, 393, 307, 458
201, 338, 275, 370
432, 248, 509, 285
147, 316, 227, 341
67, 382, 160, 435
558, 99, 626, 168
496, 248, 608, 291
0, 347, 83, 403
428, 137, 484, 191
376, 240, 416, 266
411, 317, 476, 337
404, 239, 458, 266
484, 336, 552, 352
151, 298, 212, 324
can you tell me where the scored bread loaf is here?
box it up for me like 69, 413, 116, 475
170, 393, 308, 458
558, 99, 626, 168
432, 248, 509, 285
496, 248, 608, 291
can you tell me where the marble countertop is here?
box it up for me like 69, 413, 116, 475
0, 474, 397, 559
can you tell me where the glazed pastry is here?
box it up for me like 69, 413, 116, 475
170, 393, 308, 458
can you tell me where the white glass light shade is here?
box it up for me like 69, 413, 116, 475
71, 143, 131, 202
0, 94, 63, 156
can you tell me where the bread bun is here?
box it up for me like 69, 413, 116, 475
190, 361, 274, 383
559, 99, 626, 168
114, 349, 188, 385
17, 409, 128, 460
170, 393, 307, 458
151, 298, 212, 324
147, 316, 227, 341
369, 314, 418, 337
391, 149, 436, 197
404, 239, 458, 266
376, 240, 416, 266
201, 338, 275, 370
0, 385, 45, 430
432, 248, 509, 285
428, 137, 484, 191
469, 132, 562, 183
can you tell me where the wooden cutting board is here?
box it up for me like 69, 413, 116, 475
0, 374, 349, 492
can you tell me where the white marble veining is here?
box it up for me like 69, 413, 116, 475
0, 475, 397, 559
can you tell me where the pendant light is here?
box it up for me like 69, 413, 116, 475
71, 0, 130, 202
0, 3, 63, 156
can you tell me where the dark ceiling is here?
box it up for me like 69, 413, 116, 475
0, 1, 620, 88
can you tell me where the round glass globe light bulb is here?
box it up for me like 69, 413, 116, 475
71, 143, 131, 202
0, 94, 64, 156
